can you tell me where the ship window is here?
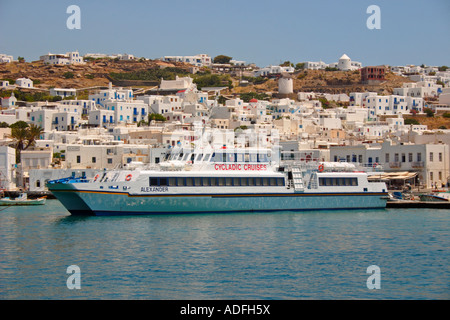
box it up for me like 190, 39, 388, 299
204, 154, 211, 162
255, 178, 262, 186
277, 178, 285, 186
236, 153, 244, 162
270, 178, 277, 186
241, 178, 248, 186
248, 177, 255, 186
210, 177, 217, 186
226, 177, 233, 186
218, 177, 225, 186
202, 177, 209, 186
262, 178, 269, 186
168, 177, 176, 186
233, 177, 240, 186
319, 177, 358, 186
176, 177, 185, 186
186, 177, 193, 186
159, 178, 168, 186
150, 177, 158, 186
196, 154, 202, 162
194, 177, 201, 186
182, 154, 190, 161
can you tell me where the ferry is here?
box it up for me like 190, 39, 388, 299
47, 148, 388, 216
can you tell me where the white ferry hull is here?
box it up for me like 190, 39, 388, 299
49, 185, 387, 216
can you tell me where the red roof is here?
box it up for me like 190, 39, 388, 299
177, 90, 186, 93
249, 98, 258, 102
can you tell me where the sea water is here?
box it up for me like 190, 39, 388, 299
0, 199, 448, 300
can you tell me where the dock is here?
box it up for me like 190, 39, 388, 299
386, 200, 450, 209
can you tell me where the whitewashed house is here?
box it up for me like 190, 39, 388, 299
1, 93, 17, 108
15, 78, 33, 88
40, 51, 84, 65
50, 88, 77, 98
253, 65, 295, 77
0, 54, 13, 63
162, 54, 212, 67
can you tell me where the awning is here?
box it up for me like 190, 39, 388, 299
368, 172, 418, 181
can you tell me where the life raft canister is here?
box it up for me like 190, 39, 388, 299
125, 174, 132, 181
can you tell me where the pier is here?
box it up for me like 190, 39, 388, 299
386, 200, 450, 209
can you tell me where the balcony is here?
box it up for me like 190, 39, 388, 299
389, 162, 401, 168
411, 161, 424, 168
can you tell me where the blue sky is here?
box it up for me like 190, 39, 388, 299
1, 0, 449, 67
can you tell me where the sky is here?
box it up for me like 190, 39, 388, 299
0, 0, 449, 67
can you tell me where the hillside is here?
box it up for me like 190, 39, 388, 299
0, 59, 190, 90
233, 69, 414, 96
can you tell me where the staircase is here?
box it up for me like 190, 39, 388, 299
291, 167, 305, 192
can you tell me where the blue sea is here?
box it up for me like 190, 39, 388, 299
0, 199, 448, 300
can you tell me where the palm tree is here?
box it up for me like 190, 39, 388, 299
10, 124, 28, 163
24, 124, 44, 150
9, 122, 44, 163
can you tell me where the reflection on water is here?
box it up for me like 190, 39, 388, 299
0, 200, 449, 299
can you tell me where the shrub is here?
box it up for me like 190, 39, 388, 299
63, 72, 74, 79
405, 118, 420, 125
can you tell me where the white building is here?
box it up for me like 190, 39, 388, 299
50, 88, 77, 98
160, 76, 196, 91
330, 54, 362, 71
0, 54, 13, 63
330, 141, 449, 188
88, 83, 134, 106
1, 93, 17, 108
302, 54, 362, 71
15, 78, 33, 88
365, 95, 423, 117
303, 61, 328, 70
253, 65, 295, 77
0, 146, 16, 191
103, 100, 149, 124
40, 51, 84, 65
393, 82, 443, 98
162, 54, 212, 67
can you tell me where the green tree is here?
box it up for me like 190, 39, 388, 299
295, 63, 305, 70
9, 122, 43, 162
280, 61, 293, 67
17, 56, 25, 63
217, 95, 226, 105
239, 92, 270, 102
213, 55, 232, 64
438, 66, 448, 71
424, 107, 434, 117
148, 113, 166, 122
25, 124, 44, 149
0, 122, 9, 128
404, 118, 420, 125
63, 72, 75, 79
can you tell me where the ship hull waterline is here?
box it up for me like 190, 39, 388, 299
50, 187, 388, 216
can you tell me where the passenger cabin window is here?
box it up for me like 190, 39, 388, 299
164, 176, 285, 187
319, 177, 358, 186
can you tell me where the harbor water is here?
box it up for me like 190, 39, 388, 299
0, 199, 448, 300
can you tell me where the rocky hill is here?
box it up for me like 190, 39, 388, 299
0, 58, 190, 90
233, 69, 414, 96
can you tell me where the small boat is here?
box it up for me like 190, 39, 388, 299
0, 193, 46, 206
419, 193, 450, 202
